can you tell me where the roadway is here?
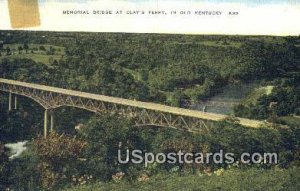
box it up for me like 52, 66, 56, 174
0, 78, 265, 128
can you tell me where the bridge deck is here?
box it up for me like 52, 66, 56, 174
0, 78, 265, 128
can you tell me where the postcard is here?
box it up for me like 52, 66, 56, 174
0, 0, 299, 190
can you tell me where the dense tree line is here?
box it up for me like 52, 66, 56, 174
1, 114, 299, 189
0, 31, 299, 190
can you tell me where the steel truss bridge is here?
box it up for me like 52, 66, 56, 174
0, 78, 265, 137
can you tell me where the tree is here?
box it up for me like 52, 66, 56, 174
39, 46, 46, 51
47, 46, 55, 55
6, 47, 11, 55
0, 42, 3, 51
23, 43, 29, 53
80, 115, 144, 181
34, 132, 87, 188
0, 143, 9, 190
18, 46, 23, 54
168, 90, 185, 107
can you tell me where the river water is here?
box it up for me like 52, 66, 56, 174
5, 141, 28, 159
184, 82, 260, 115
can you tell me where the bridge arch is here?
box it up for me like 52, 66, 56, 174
0, 78, 265, 138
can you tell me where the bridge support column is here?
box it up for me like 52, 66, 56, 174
50, 112, 54, 133
8, 93, 12, 111
14, 95, 17, 110
203, 106, 207, 112
44, 109, 48, 138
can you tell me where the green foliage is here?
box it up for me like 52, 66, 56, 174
209, 122, 281, 157
1, 111, 30, 141
23, 43, 29, 53
165, 90, 186, 107
62, 167, 300, 191
39, 45, 46, 51
79, 115, 145, 181
1, 31, 299, 109
270, 86, 300, 116
34, 132, 87, 189
183, 79, 217, 100
1, 31, 300, 190
148, 62, 214, 91
7, 143, 41, 191
277, 116, 300, 127
234, 82, 300, 120
0, 95, 44, 142
0, 58, 52, 83
0, 143, 9, 190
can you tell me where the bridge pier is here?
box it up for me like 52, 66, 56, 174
50, 112, 54, 133
44, 109, 48, 138
8, 93, 18, 111
44, 109, 55, 138
0, 78, 263, 130
203, 106, 207, 112
8, 93, 12, 111
14, 95, 17, 110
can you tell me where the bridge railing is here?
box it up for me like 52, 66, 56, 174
0, 78, 265, 136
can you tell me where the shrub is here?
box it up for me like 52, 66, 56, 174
0, 143, 9, 190
79, 115, 145, 181
34, 132, 87, 189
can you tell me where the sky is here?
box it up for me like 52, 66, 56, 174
0, 0, 299, 35
201, 0, 299, 5
38, 0, 300, 6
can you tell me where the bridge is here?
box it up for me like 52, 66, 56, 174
0, 78, 265, 138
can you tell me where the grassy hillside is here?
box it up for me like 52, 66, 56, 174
62, 168, 300, 191
0, 43, 65, 65
1, 53, 63, 65
277, 116, 300, 127
242, 86, 274, 105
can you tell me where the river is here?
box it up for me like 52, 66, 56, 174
5, 141, 28, 159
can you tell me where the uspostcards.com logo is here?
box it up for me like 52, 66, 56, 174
118, 149, 278, 167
